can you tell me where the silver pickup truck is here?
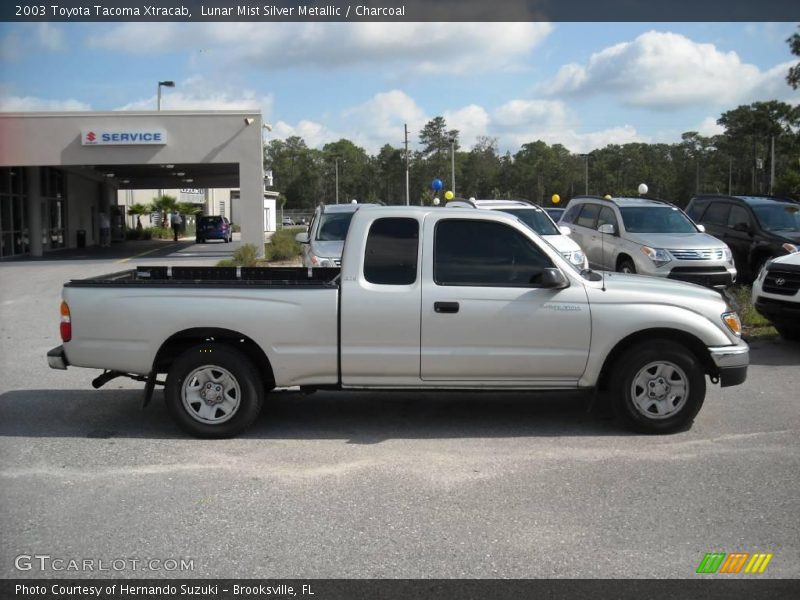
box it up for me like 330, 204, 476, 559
48, 206, 749, 438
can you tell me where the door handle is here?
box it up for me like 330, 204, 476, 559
434, 301, 460, 314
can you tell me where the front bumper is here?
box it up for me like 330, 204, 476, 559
47, 345, 69, 370
754, 296, 800, 323
708, 344, 749, 387
667, 267, 736, 289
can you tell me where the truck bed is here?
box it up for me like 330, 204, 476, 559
66, 266, 341, 288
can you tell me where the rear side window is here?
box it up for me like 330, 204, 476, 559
363, 218, 419, 285
685, 202, 706, 221
701, 203, 731, 226
576, 204, 601, 229
434, 219, 553, 287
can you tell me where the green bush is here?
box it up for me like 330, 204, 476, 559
216, 258, 236, 267
232, 243, 259, 267
266, 228, 302, 261
125, 227, 153, 240
150, 226, 174, 240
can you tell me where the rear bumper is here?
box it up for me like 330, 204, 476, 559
708, 344, 749, 387
47, 345, 69, 370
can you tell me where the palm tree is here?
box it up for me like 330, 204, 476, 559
150, 194, 178, 228
127, 203, 150, 231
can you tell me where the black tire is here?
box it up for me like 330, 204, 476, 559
196, 237, 204, 244
165, 344, 263, 438
617, 258, 636, 274
611, 340, 706, 434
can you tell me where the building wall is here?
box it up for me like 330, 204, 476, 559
66, 172, 101, 247
0, 111, 264, 256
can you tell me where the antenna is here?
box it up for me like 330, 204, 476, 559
601, 226, 606, 292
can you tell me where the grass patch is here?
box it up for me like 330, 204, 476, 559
215, 243, 259, 267
265, 228, 303, 261
731, 285, 777, 339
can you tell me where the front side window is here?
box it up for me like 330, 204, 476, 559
596, 207, 619, 231
619, 207, 698, 233
576, 204, 601, 229
434, 219, 554, 287
363, 217, 419, 285
700, 202, 731, 226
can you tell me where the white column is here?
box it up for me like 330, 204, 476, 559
239, 160, 266, 257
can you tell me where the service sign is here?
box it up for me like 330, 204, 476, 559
81, 129, 167, 146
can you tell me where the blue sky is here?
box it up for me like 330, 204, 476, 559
1, 21, 797, 154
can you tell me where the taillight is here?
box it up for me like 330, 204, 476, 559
60, 301, 72, 342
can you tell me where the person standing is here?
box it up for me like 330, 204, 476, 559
99, 212, 111, 247
171, 211, 183, 242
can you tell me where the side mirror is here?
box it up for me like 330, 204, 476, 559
559, 225, 572, 236
295, 232, 310, 244
598, 223, 616, 235
538, 268, 569, 289
696, 224, 706, 233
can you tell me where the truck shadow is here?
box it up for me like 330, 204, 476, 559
745, 336, 800, 366
0, 389, 627, 441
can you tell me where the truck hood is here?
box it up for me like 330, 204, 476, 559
768, 250, 800, 267
586, 271, 726, 308
310, 240, 345, 259
624, 232, 726, 250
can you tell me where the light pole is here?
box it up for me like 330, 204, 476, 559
580, 153, 589, 195
450, 136, 456, 197
157, 80, 174, 111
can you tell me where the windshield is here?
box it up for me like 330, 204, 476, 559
752, 204, 800, 232
498, 208, 559, 236
315, 212, 355, 241
619, 206, 697, 233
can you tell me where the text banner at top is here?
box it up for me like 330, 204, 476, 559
3, 0, 798, 23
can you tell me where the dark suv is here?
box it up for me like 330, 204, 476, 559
685, 195, 800, 282
196, 216, 232, 243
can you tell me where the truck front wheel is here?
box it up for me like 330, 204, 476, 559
612, 341, 706, 433
165, 344, 263, 438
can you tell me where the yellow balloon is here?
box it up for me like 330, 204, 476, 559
444, 190, 454, 201
604, 194, 612, 200
551, 194, 561, 204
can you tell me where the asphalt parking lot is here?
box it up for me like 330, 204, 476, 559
0, 243, 798, 579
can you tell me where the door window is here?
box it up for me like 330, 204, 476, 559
576, 204, 601, 229
727, 205, 752, 230
434, 219, 553, 287
596, 206, 618, 231
701, 202, 731, 226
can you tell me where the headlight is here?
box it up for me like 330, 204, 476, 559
721, 312, 742, 337
721, 247, 732, 262
569, 251, 586, 267
640, 246, 671, 267
309, 254, 334, 267
782, 243, 798, 254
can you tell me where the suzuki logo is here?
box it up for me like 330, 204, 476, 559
775, 278, 786, 286
86, 131, 96, 142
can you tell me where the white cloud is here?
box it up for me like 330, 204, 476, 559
114, 78, 274, 114
444, 105, 490, 148
696, 116, 725, 137
87, 22, 553, 75
0, 95, 91, 111
342, 90, 429, 151
271, 120, 340, 149
545, 30, 797, 108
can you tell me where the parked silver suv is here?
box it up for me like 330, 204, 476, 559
561, 196, 736, 288
296, 203, 377, 268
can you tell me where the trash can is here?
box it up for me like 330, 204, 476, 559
76, 229, 86, 248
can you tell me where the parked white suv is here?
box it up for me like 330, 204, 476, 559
752, 252, 800, 340
446, 199, 588, 269
561, 196, 736, 288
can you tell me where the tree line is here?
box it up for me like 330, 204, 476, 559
265, 100, 800, 211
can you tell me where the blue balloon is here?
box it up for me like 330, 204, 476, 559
431, 178, 443, 191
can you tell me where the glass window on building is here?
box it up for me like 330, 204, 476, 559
0, 167, 30, 258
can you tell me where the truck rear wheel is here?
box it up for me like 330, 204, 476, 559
612, 341, 706, 433
165, 344, 263, 438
